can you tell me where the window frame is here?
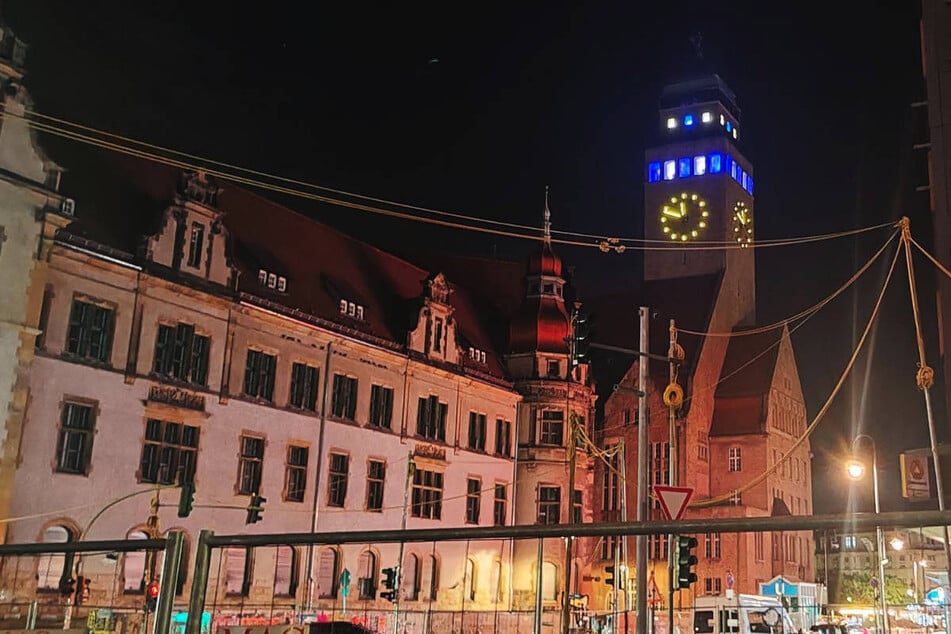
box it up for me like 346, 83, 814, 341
467, 412, 487, 452
728, 446, 742, 472
65, 297, 115, 363
186, 222, 204, 269
493, 483, 507, 526
465, 477, 481, 525
366, 459, 386, 512
411, 468, 444, 520
237, 434, 265, 495
539, 410, 564, 446
289, 362, 319, 411
494, 419, 511, 457
537, 485, 561, 525
55, 400, 96, 475
368, 384, 394, 429
331, 374, 359, 421
327, 452, 349, 508
139, 419, 199, 485
243, 349, 277, 401
284, 444, 309, 503
416, 395, 448, 442
153, 322, 210, 386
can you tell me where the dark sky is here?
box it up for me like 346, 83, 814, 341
4, 1, 937, 513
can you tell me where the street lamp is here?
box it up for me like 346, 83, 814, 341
846, 434, 889, 634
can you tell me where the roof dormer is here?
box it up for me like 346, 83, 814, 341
408, 272, 459, 364
144, 170, 238, 288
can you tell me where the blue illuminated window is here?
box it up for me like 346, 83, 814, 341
648, 162, 662, 183
684, 114, 695, 127
694, 155, 707, 176
664, 160, 676, 181
709, 153, 722, 174
731, 161, 738, 180
725, 121, 733, 132
741, 172, 748, 190
724, 155, 733, 175
678, 158, 691, 178
747, 178, 754, 195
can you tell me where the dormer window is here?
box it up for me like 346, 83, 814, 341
547, 360, 560, 377
543, 283, 554, 294
257, 269, 287, 293
339, 299, 364, 320
468, 347, 487, 364
434, 318, 443, 352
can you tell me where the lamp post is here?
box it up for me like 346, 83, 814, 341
846, 434, 889, 634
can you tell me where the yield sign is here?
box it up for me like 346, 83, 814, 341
654, 485, 694, 520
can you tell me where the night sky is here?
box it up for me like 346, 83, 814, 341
4, 1, 935, 513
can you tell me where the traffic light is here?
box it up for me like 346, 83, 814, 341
75, 575, 90, 606
178, 482, 195, 518
145, 580, 160, 613
380, 566, 399, 602
245, 493, 266, 524
673, 535, 698, 590
604, 565, 615, 587
58, 575, 75, 598
571, 312, 591, 367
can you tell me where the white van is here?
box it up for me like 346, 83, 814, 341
692, 594, 799, 634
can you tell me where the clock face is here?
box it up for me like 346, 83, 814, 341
732, 201, 753, 248
660, 192, 709, 242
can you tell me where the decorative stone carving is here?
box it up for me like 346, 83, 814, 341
176, 170, 220, 207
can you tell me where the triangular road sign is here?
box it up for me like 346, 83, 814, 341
654, 485, 694, 520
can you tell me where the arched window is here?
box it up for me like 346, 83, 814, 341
489, 560, 503, 604
274, 546, 298, 597
123, 530, 149, 593
541, 562, 557, 601
402, 553, 419, 601
357, 551, 376, 599
464, 558, 477, 602
420, 554, 438, 601
225, 547, 252, 596
316, 548, 338, 599
37, 525, 73, 591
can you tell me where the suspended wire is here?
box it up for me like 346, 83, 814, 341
679, 229, 901, 337
911, 237, 951, 281
7, 109, 893, 252
595, 231, 899, 438
691, 239, 902, 507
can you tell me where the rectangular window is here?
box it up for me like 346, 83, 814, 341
465, 478, 481, 524
238, 435, 265, 495
411, 468, 444, 519
56, 402, 95, 474
648, 161, 662, 183
433, 318, 443, 352
366, 460, 385, 511
493, 484, 507, 526
494, 419, 511, 456
140, 419, 199, 484
328, 452, 349, 507
709, 153, 723, 174
468, 412, 487, 451
243, 349, 276, 401
728, 447, 742, 472
678, 157, 691, 178
573, 489, 583, 524
623, 409, 632, 425
368, 385, 394, 429
331, 374, 359, 420
285, 445, 308, 503
66, 299, 114, 363
187, 222, 204, 268
416, 395, 448, 441
153, 323, 210, 385
546, 359, 560, 377
663, 160, 676, 181
754, 532, 765, 561
694, 155, 707, 176
704, 532, 722, 559
289, 363, 319, 411
704, 578, 722, 596
538, 486, 561, 525
539, 410, 564, 446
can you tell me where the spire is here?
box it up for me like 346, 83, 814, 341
543, 185, 551, 243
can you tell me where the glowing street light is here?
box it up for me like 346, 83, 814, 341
890, 537, 905, 551
847, 434, 889, 634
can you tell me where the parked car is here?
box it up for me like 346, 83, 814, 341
308, 622, 374, 634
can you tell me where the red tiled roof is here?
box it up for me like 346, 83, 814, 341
709, 395, 767, 437
715, 327, 784, 398
61, 156, 509, 379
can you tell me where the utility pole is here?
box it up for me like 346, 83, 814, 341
667, 319, 679, 634
635, 307, 650, 634
562, 409, 577, 634
394, 451, 414, 634
620, 438, 630, 634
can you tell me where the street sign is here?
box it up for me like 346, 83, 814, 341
340, 569, 351, 597
654, 485, 694, 520
900, 449, 931, 499
726, 571, 735, 589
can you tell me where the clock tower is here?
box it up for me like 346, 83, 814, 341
643, 73, 755, 325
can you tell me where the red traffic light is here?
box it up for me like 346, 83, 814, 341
146, 580, 160, 599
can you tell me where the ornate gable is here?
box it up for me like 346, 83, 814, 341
144, 170, 237, 288
408, 272, 460, 364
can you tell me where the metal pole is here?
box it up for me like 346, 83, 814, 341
185, 530, 214, 634
535, 537, 544, 634
563, 410, 578, 634
614, 533, 621, 632
620, 439, 630, 634
306, 341, 334, 610
394, 451, 414, 634
667, 319, 677, 634
899, 218, 951, 633
636, 307, 650, 634
152, 530, 186, 634
871, 445, 889, 634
